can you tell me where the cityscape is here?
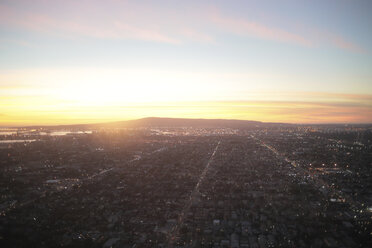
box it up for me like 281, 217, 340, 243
1, 0, 372, 247
1, 118, 371, 247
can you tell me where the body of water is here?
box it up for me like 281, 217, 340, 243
0, 132, 18, 136
0, 139, 37, 144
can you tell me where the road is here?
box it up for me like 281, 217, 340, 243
166, 140, 221, 247
252, 135, 365, 223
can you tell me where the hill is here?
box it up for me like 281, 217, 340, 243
22, 117, 270, 129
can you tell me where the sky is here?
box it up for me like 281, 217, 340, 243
1, 0, 372, 126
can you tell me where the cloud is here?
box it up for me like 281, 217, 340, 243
0, 2, 365, 52
300, 92, 372, 102
233, 100, 372, 123
209, 10, 313, 47
207, 8, 364, 53
323, 32, 365, 53
0, 4, 181, 44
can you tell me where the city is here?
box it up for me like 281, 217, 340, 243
0, 119, 371, 247
1, 1, 372, 247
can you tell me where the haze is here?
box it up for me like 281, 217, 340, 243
1, 0, 372, 126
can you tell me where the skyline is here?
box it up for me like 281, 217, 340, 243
1, 0, 372, 126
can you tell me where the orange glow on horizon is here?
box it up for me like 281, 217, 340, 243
1, 1, 371, 127
1, 67, 372, 126
1, 99, 371, 127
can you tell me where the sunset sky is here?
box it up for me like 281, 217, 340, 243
1, 0, 372, 126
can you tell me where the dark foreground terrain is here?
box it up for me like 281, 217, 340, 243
0, 123, 371, 247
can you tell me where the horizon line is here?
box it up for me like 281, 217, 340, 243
2, 116, 372, 129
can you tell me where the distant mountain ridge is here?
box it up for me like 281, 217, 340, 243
114, 117, 263, 128
14, 117, 370, 129
21, 117, 273, 129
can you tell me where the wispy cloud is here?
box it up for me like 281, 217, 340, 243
322, 31, 365, 53
0, 1, 365, 53
208, 8, 364, 53
0, 4, 181, 44
0, 2, 365, 52
299, 92, 372, 102
209, 10, 313, 47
